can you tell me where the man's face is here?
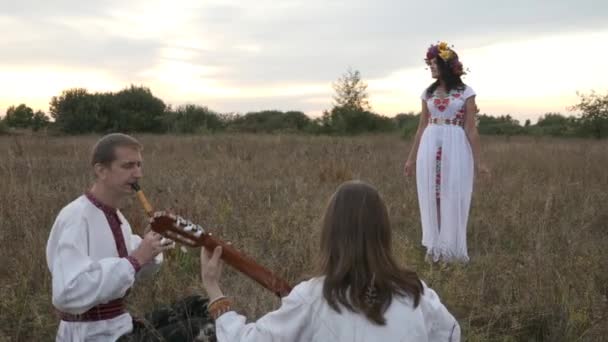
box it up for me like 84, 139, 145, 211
97, 146, 143, 197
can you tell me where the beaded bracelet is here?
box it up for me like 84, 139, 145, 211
208, 297, 233, 320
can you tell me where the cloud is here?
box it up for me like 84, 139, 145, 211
0, 16, 161, 75
1, 0, 607, 118
175, 0, 608, 84
3, 0, 606, 83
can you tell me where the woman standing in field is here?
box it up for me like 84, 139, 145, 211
404, 42, 488, 263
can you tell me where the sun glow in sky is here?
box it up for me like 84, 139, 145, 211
1, 1, 606, 123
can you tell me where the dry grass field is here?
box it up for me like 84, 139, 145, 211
1, 133, 607, 341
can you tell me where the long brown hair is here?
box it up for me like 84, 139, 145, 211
425, 56, 465, 99
317, 180, 423, 325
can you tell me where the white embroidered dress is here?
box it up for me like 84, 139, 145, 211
416, 85, 475, 262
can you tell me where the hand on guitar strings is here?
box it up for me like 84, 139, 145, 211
130, 230, 175, 265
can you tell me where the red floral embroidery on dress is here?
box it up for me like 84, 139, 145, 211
434, 98, 449, 112
435, 147, 442, 199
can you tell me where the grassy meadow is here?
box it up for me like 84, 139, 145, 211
0, 133, 607, 341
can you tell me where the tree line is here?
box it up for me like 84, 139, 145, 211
1, 69, 607, 139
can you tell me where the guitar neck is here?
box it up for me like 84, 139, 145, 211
148, 212, 293, 298
197, 234, 292, 298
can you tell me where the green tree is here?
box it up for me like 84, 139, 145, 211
164, 104, 223, 133
0, 117, 8, 134
569, 91, 608, 139
323, 106, 395, 135
533, 113, 580, 137
332, 68, 371, 112
112, 85, 166, 132
229, 110, 313, 133
50, 86, 167, 134
31, 110, 50, 131
324, 68, 397, 134
50, 88, 101, 134
477, 114, 523, 135
5, 104, 34, 128
395, 112, 420, 139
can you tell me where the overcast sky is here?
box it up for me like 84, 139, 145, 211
1, 0, 607, 122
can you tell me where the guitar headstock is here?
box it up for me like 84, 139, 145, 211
149, 211, 206, 247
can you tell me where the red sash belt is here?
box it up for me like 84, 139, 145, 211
57, 298, 126, 322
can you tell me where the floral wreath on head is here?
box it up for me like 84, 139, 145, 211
425, 41, 466, 76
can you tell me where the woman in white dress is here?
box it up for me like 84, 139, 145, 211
404, 42, 488, 263
200, 180, 460, 341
